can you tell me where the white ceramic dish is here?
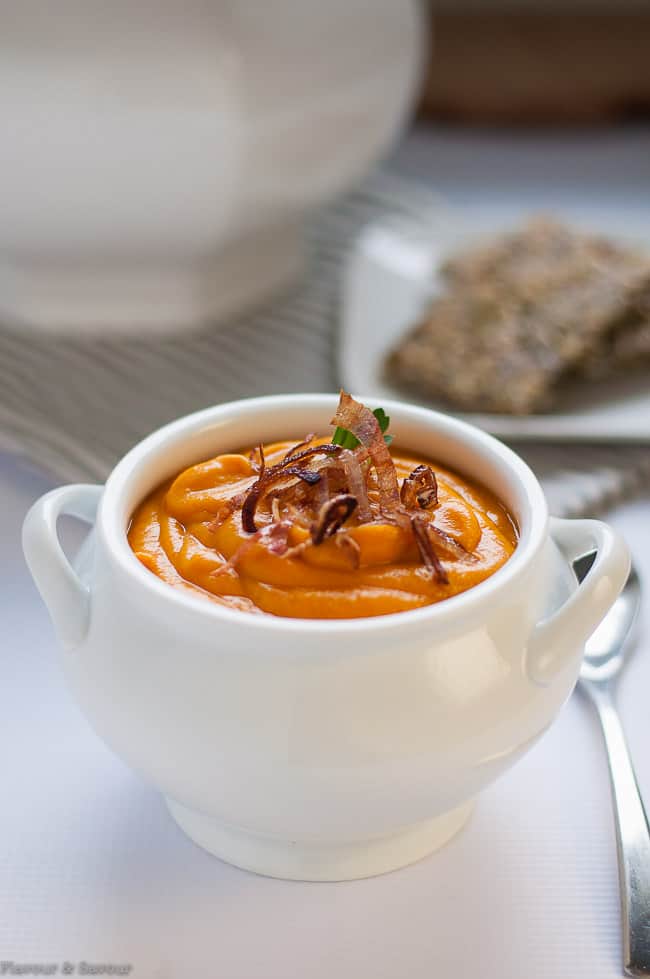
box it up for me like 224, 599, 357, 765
0, 1, 421, 333
22, 395, 629, 880
341, 216, 650, 442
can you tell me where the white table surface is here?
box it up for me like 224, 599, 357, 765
2, 451, 650, 979
3, 125, 650, 978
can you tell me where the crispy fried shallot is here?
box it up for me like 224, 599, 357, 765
330, 392, 400, 510
279, 443, 341, 467
335, 532, 361, 569
410, 514, 449, 585
310, 494, 358, 545
208, 501, 236, 532
242, 466, 322, 533
282, 434, 316, 462
400, 464, 438, 510
218, 394, 460, 585
208, 479, 257, 532
212, 520, 293, 576
430, 525, 469, 558
339, 448, 372, 522
241, 444, 342, 534
248, 443, 266, 475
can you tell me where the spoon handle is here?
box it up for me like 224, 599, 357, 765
588, 684, 650, 976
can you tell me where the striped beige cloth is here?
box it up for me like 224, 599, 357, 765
0, 170, 647, 517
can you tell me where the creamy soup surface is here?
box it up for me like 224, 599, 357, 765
128, 395, 517, 619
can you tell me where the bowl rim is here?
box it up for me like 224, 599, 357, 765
98, 393, 549, 637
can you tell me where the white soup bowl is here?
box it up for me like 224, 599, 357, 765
23, 395, 630, 880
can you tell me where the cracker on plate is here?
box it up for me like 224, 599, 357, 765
385, 218, 650, 415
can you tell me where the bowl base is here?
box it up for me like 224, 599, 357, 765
165, 797, 474, 881
0, 219, 304, 335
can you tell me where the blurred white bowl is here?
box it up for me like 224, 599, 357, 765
0, 0, 422, 334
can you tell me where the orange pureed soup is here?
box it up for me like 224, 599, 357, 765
128, 395, 517, 619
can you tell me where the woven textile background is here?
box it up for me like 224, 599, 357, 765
1, 170, 647, 515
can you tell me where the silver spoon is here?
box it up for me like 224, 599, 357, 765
576, 560, 650, 976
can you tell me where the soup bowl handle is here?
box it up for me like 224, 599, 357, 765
526, 516, 630, 686
22, 484, 103, 650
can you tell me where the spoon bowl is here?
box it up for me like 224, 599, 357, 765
577, 558, 641, 686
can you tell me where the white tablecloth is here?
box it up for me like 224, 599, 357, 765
3, 124, 650, 977
2, 451, 649, 979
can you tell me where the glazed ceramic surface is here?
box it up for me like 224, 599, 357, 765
0, 1, 421, 333
23, 396, 630, 880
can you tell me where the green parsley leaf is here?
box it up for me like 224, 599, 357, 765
331, 426, 359, 449
373, 407, 391, 434
332, 406, 393, 449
